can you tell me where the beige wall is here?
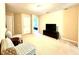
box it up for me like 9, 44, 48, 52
39, 10, 64, 37
14, 13, 22, 34
0, 3, 6, 42
6, 12, 14, 16
63, 5, 78, 43
39, 5, 79, 45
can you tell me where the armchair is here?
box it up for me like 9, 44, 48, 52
1, 38, 36, 55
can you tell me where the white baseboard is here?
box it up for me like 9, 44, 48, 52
61, 37, 77, 44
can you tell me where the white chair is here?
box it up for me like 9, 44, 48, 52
1, 38, 36, 55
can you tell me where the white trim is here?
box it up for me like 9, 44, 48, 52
61, 37, 77, 44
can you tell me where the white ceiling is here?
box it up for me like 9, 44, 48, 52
6, 3, 78, 15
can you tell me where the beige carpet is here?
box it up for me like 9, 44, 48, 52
22, 34, 79, 55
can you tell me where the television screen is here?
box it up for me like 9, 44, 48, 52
46, 24, 56, 31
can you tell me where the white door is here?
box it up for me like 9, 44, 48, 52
22, 14, 31, 34
6, 16, 14, 35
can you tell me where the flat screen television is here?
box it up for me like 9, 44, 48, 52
46, 24, 56, 32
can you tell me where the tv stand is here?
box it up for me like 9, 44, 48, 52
43, 30, 59, 39
43, 24, 59, 39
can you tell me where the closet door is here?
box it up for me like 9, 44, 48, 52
63, 6, 78, 45
22, 14, 31, 34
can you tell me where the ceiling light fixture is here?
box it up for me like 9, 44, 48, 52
37, 5, 41, 7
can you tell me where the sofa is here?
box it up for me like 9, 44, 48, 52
1, 38, 36, 55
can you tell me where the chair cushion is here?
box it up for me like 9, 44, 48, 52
10, 37, 22, 46
5, 31, 12, 38
2, 47, 17, 55
1, 38, 14, 54
14, 43, 36, 55
6, 38, 14, 48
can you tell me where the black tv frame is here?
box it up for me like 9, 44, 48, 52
46, 24, 56, 32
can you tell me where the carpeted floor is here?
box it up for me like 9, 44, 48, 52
22, 34, 79, 55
